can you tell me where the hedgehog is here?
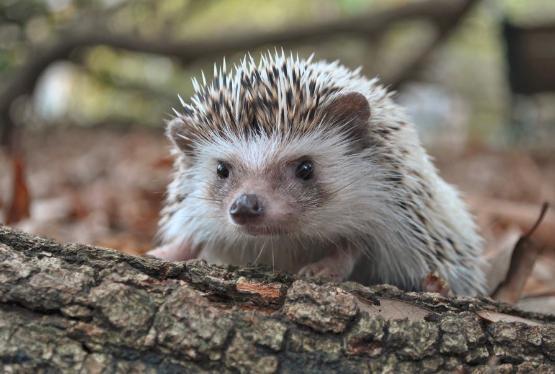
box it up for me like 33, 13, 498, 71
147, 51, 487, 296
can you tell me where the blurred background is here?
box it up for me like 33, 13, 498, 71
0, 0, 554, 312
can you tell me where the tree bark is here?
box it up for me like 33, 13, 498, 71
0, 225, 553, 373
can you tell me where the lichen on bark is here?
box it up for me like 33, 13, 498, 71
0, 226, 553, 373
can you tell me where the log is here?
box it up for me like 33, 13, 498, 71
0, 225, 553, 372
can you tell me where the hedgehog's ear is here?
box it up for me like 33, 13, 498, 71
324, 92, 371, 149
167, 116, 194, 154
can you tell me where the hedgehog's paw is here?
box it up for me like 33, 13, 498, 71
298, 259, 348, 282
146, 240, 198, 262
298, 246, 359, 282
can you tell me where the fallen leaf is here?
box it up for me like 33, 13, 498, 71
491, 203, 549, 304
484, 225, 522, 294
470, 197, 555, 247
6, 155, 31, 224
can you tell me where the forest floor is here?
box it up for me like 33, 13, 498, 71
1, 127, 554, 314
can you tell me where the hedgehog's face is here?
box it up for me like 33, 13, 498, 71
192, 133, 330, 237
187, 123, 380, 239
170, 91, 375, 238
216, 157, 316, 236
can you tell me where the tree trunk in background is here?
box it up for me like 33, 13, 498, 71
0, 226, 553, 372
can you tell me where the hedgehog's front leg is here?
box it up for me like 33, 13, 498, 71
298, 244, 361, 282
146, 239, 200, 261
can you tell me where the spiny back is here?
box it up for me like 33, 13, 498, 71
174, 51, 388, 145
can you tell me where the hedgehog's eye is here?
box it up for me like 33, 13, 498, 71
217, 161, 230, 179
295, 160, 314, 180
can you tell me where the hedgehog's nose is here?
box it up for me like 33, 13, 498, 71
230, 194, 264, 224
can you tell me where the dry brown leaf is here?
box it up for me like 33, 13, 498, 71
470, 197, 555, 247
483, 225, 522, 294
491, 203, 549, 304
6, 156, 31, 224
476, 310, 543, 326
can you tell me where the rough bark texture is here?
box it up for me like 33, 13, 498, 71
0, 226, 553, 373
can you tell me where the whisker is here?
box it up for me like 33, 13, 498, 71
271, 236, 275, 272
185, 196, 223, 203
253, 240, 267, 265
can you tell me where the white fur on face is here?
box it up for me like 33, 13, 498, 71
188, 129, 385, 237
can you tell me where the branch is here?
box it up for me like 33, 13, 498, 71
0, 0, 477, 147
76, 64, 176, 101
388, 0, 480, 89
0, 225, 553, 372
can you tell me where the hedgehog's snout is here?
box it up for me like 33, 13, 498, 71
225, 174, 299, 236
229, 193, 264, 225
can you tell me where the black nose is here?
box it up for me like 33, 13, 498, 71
230, 194, 263, 224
